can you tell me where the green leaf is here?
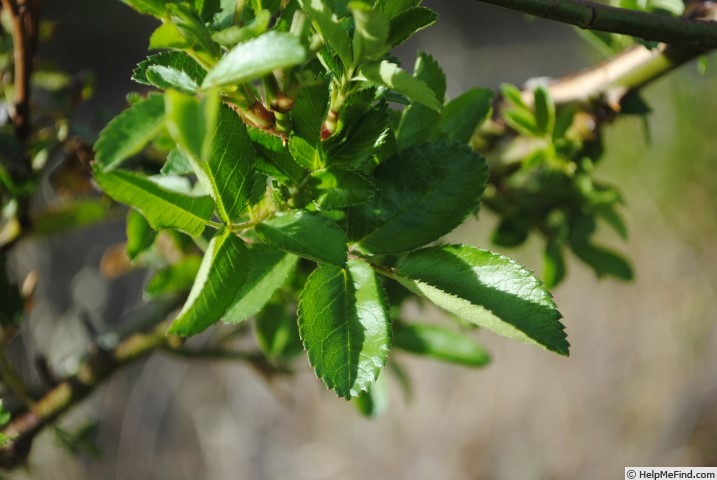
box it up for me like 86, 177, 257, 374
149, 22, 192, 50
289, 135, 323, 170
396, 52, 445, 151
0, 400, 12, 427
348, 141, 488, 254
387, 7, 437, 47
94, 167, 215, 236
145, 255, 203, 298
594, 204, 628, 240
379, 0, 420, 18
533, 85, 555, 135
255, 302, 303, 360
133, 52, 206, 93
291, 78, 330, 144
299, 0, 352, 68
309, 167, 376, 209
168, 229, 250, 335
166, 93, 256, 224
255, 210, 348, 266
351, 3, 390, 62
543, 241, 566, 289
325, 101, 390, 168
249, 128, 306, 184
503, 108, 541, 137
195, 0, 221, 21
500, 83, 528, 109
167, 3, 221, 60
354, 371, 389, 417
94, 95, 165, 172
147, 66, 200, 93
360, 61, 441, 112
161, 148, 193, 176
223, 244, 299, 324
571, 242, 634, 281
126, 209, 156, 261
393, 322, 491, 367
120, 0, 168, 17
201, 104, 257, 223
395, 244, 569, 355
440, 87, 493, 144
164, 89, 213, 162
201, 31, 307, 89
298, 259, 391, 398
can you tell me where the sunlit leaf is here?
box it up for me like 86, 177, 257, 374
94, 167, 215, 237
255, 210, 348, 266
168, 229, 250, 335
298, 259, 391, 398
202, 31, 307, 89
395, 244, 569, 355
224, 244, 299, 324
360, 60, 441, 112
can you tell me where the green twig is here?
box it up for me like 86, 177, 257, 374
473, 0, 717, 49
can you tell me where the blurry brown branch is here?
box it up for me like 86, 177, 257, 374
474, 0, 717, 49
1, 0, 39, 142
0, 296, 183, 470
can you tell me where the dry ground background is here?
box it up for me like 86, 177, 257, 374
5, 0, 717, 478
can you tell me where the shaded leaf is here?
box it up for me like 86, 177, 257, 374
387, 6, 437, 47
255, 210, 348, 266
168, 229, 250, 335
126, 209, 156, 261
396, 52, 445, 151
348, 141, 488, 254
298, 259, 391, 398
291, 78, 330, 144
249, 128, 306, 184
325, 101, 390, 168
94, 95, 165, 172
145, 255, 202, 298
543, 241, 566, 289
310, 168, 376, 209
395, 244, 569, 355
571, 242, 634, 281
440, 87, 493, 144
255, 302, 303, 360
393, 322, 491, 367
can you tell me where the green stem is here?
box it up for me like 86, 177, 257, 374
473, 0, 717, 49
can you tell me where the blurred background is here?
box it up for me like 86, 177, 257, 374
6, 0, 717, 478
